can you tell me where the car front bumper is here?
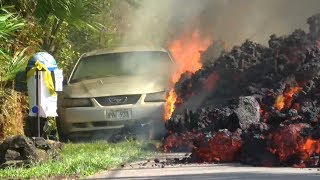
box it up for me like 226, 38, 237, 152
58, 102, 165, 134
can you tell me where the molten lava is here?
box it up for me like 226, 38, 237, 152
274, 86, 302, 111
303, 138, 320, 157
193, 130, 242, 163
268, 123, 308, 162
163, 131, 203, 153
164, 30, 212, 120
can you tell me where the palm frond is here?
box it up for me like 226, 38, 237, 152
34, 0, 72, 23
1, 48, 29, 81
0, 9, 24, 39
34, 0, 101, 31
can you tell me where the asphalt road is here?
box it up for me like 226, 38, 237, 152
87, 153, 320, 180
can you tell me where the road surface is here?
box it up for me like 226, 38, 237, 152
88, 153, 320, 180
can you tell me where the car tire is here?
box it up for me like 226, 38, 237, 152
56, 117, 69, 142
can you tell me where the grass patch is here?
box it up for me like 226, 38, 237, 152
0, 140, 151, 179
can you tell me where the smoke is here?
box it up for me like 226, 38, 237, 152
120, 0, 320, 47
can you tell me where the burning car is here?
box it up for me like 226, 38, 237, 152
57, 47, 173, 140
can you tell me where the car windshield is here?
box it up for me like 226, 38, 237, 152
70, 51, 172, 83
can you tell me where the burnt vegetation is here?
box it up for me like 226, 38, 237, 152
164, 14, 320, 167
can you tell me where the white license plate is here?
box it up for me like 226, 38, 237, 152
106, 109, 132, 120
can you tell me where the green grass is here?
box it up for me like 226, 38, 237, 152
0, 141, 151, 179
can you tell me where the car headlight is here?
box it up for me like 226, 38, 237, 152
144, 91, 166, 102
62, 98, 92, 107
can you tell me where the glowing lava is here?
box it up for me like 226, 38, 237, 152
164, 30, 212, 120
303, 138, 320, 157
274, 86, 302, 111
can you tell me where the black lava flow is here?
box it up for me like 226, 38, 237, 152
164, 13, 320, 167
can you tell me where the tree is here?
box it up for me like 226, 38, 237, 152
1, 0, 103, 52
33, 0, 102, 53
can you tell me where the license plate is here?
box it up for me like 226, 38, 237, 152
106, 109, 132, 120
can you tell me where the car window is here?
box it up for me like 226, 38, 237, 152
70, 51, 172, 83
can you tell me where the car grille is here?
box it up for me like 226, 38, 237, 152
72, 121, 128, 128
95, 94, 141, 106
92, 121, 128, 127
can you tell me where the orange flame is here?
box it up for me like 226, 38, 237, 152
274, 87, 302, 111
302, 138, 320, 160
164, 90, 178, 120
303, 139, 316, 156
169, 30, 212, 83
164, 30, 212, 120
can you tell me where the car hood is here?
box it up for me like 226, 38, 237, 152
63, 75, 170, 98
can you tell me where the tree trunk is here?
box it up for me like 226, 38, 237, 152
42, 18, 64, 56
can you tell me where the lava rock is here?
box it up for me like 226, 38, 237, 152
4, 150, 21, 162
241, 136, 279, 167
154, 158, 160, 163
0, 135, 39, 164
33, 137, 49, 149
0, 135, 62, 168
228, 96, 261, 131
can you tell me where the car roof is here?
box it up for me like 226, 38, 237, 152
82, 46, 169, 58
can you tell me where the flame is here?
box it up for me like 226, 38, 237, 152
164, 90, 177, 120
274, 87, 302, 111
274, 95, 285, 111
169, 30, 212, 83
163, 30, 212, 120
303, 139, 316, 156
303, 138, 320, 156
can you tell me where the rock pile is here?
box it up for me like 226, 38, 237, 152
0, 135, 62, 168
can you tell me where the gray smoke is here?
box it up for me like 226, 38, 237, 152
120, 0, 320, 47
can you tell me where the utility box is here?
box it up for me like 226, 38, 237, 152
26, 52, 63, 118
